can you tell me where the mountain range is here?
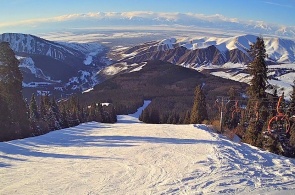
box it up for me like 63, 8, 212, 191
1, 33, 295, 99
0, 33, 110, 98
113, 35, 295, 68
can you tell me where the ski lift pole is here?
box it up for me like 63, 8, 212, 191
216, 96, 230, 134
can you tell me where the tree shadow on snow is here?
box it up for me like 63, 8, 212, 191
0, 122, 129, 167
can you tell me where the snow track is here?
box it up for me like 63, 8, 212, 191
1, 104, 295, 194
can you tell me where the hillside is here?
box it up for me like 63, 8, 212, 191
1, 103, 295, 194
110, 34, 295, 66
0, 33, 110, 98
81, 60, 247, 117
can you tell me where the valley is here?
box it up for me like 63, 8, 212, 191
1, 1, 295, 194
1, 32, 295, 100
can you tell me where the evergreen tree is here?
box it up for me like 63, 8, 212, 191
39, 95, 47, 120
95, 103, 103, 122
0, 95, 10, 140
0, 42, 30, 140
29, 93, 39, 121
247, 37, 268, 100
243, 37, 268, 147
141, 108, 150, 123
60, 104, 69, 128
243, 120, 263, 147
184, 110, 191, 124
289, 123, 295, 148
190, 85, 208, 124
28, 93, 39, 133
289, 79, 295, 117
149, 108, 160, 124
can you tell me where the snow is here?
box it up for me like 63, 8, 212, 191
22, 82, 53, 88
130, 62, 147, 72
82, 88, 94, 94
117, 100, 151, 123
83, 50, 102, 66
17, 56, 51, 81
205, 62, 295, 99
158, 38, 177, 50
158, 35, 295, 63
101, 63, 129, 75
1, 101, 295, 194
211, 71, 252, 84
122, 51, 138, 58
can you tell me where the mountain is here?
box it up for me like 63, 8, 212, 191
0, 33, 111, 98
111, 35, 295, 68
80, 60, 247, 117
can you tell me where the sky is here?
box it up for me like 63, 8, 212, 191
0, 0, 295, 34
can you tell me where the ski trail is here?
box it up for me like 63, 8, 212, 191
1, 104, 295, 194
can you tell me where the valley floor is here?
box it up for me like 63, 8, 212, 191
1, 103, 295, 194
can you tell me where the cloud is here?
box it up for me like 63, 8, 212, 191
0, 11, 245, 28
263, 1, 294, 8
1, 11, 295, 38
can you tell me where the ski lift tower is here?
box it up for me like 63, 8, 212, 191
216, 96, 230, 133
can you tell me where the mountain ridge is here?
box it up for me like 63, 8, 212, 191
113, 34, 295, 67
0, 33, 110, 98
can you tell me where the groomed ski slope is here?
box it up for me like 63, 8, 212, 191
1, 101, 295, 195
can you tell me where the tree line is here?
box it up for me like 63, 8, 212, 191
139, 37, 295, 157
0, 42, 116, 141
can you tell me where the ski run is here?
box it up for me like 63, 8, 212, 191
1, 101, 295, 195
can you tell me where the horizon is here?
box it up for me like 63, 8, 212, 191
0, 0, 295, 38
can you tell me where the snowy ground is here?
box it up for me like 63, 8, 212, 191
1, 101, 295, 194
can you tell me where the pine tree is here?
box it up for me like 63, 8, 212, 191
289, 123, 295, 148
243, 37, 268, 147
60, 104, 69, 128
0, 42, 30, 140
289, 79, 295, 117
39, 95, 47, 120
28, 93, 39, 133
0, 95, 10, 140
184, 110, 191, 124
190, 85, 208, 124
29, 93, 39, 118
51, 96, 61, 129
243, 120, 263, 147
247, 37, 268, 100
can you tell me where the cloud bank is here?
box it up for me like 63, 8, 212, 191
1, 11, 295, 39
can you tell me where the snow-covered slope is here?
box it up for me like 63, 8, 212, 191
115, 34, 295, 66
180, 35, 295, 63
0, 33, 109, 97
206, 63, 295, 99
1, 102, 295, 194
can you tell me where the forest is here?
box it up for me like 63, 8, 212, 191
1, 37, 295, 157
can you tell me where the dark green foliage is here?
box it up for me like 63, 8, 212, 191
243, 120, 263, 147
184, 111, 191, 124
247, 37, 268, 99
139, 107, 160, 124
265, 136, 281, 154
190, 85, 208, 124
289, 123, 295, 147
79, 60, 246, 123
0, 42, 30, 141
289, 80, 295, 116
29, 93, 39, 121
243, 37, 268, 147
29, 93, 39, 133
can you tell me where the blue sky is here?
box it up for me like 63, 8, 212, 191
0, 0, 294, 34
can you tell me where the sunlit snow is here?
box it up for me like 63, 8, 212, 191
1, 101, 295, 194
